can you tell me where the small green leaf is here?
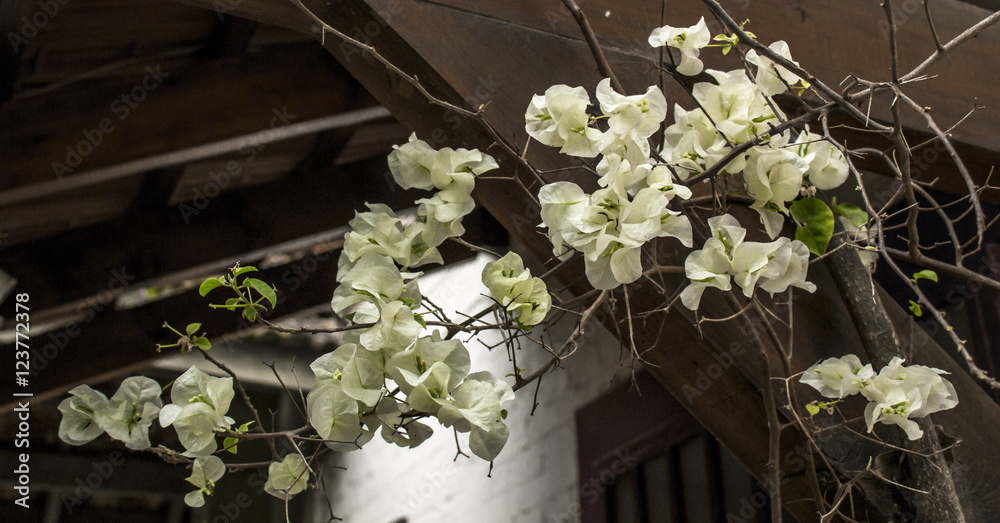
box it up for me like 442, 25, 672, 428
790, 198, 835, 255
500, 409, 508, 420
913, 270, 938, 283
186, 323, 202, 336
194, 337, 212, 351
223, 437, 239, 454
199, 278, 225, 297
806, 403, 820, 416
414, 313, 427, 329
243, 307, 257, 322
909, 300, 923, 317
233, 266, 258, 277
833, 201, 869, 228
238, 421, 255, 433
246, 278, 277, 308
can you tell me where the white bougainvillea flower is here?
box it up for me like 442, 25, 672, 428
793, 130, 849, 190
800, 355, 874, 399
538, 181, 589, 258
801, 356, 958, 441
757, 237, 818, 295
860, 357, 958, 440
595, 78, 667, 139
265, 453, 311, 500
158, 366, 235, 457
387, 133, 497, 192
184, 455, 226, 508
99, 376, 163, 450
681, 214, 815, 309
525, 84, 602, 157
662, 104, 740, 177
58, 385, 110, 446
482, 251, 552, 329
648, 17, 712, 76
388, 331, 470, 398
744, 146, 807, 214
680, 237, 733, 310
694, 70, 778, 145
341, 204, 442, 271
433, 371, 514, 461
331, 253, 424, 351
416, 183, 476, 247
327, 343, 386, 408
745, 40, 808, 97
307, 378, 364, 451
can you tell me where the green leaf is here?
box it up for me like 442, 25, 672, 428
913, 270, 938, 283
806, 403, 820, 416
186, 323, 202, 336
199, 278, 225, 297
500, 409, 508, 420
245, 278, 277, 309
223, 437, 238, 454
413, 312, 426, 329
832, 201, 869, 228
909, 300, 923, 317
243, 307, 257, 322
194, 337, 212, 351
232, 266, 258, 277
238, 421, 255, 433
790, 198, 835, 255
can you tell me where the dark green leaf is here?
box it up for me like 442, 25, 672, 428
243, 307, 257, 322
790, 198, 835, 255
199, 278, 225, 297
246, 278, 277, 308
194, 337, 212, 351
413, 313, 426, 329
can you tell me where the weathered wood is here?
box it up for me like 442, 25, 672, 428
0, 43, 364, 192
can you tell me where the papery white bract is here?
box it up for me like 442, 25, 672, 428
99, 376, 163, 450
481, 251, 552, 329
265, 453, 311, 500
800, 355, 874, 399
184, 455, 226, 508
681, 214, 816, 309
793, 130, 849, 190
800, 356, 959, 440
648, 17, 712, 76
745, 40, 808, 97
525, 84, 602, 157
58, 385, 110, 446
158, 366, 235, 457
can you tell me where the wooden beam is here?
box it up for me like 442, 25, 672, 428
0, 155, 414, 311
0, 42, 369, 192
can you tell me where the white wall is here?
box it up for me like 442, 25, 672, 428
318, 254, 631, 523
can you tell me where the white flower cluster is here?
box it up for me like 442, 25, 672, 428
312, 135, 518, 462
681, 214, 815, 310
526, 79, 692, 290
58, 376, 163, 450
58, 367, 250, 507
801, 355, 959, 440
481, 252, 552, 330
526, 21, 850, 298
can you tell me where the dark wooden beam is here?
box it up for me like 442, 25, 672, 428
0, 42, 369, 192
0, 154, 412, 311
